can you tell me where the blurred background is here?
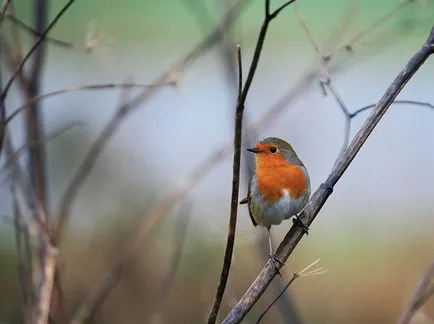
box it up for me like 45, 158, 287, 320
2, 0, 434, 323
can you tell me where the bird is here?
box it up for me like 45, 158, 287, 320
240, 137, 311, 270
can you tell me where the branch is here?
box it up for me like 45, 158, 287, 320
5, 81, 176, 125
351, 100, 434, 117
11, 183, 34, 323
222, 25, 434, 324
325, 0, 416, 59
4, 13, 73, 48
257, 259, 326, 324
207, 2, 295, 322
0, 0, 11, 24
1, 0, 77, 100
397, 259, 434, 324
206, 44, 244, 324
1, 122, 83, 175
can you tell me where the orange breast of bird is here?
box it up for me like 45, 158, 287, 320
255, 152, 308, 203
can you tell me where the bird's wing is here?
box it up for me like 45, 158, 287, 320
240, 179, 257, 226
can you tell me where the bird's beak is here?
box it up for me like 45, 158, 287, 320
246, 147, 263, 153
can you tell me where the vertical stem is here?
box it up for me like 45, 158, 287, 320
27, 0, 48, 217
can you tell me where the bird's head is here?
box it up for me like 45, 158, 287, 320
247, 137, 302, 167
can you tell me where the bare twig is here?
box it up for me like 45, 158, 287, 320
0, 41, 6, 160
326, 0, 416, 58
1, 122, 83, 174
11, 182, 34, 323
1, 0, 77, 100
207, 1, 296, 322
397, 259, 434, 324
222, 25, 434, 324
351, 100, 434, 117
36, 244, 57, 324
257, 259, 326, 324
3, 132, 49, 243
294, 4, 353, 157
5, 81, 176, 125
4, 13, 73, 48
0, 0, 11, 24
322, 80, 352, 155
206, 44, 243, 324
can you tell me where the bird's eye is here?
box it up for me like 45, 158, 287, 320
269, 146, 277, 153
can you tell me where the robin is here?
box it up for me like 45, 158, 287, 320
240, 137, 311, 269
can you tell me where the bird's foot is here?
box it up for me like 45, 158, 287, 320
268, 253, 285, 276
293, 215, 309, 235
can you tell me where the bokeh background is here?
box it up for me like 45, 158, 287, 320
2, 0, 434, 323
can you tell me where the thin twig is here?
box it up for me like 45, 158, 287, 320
3, 132, 49, 240
256, 259, 326, 324
327, 0, 415, 57
11, 181, 33, 323
351, 100, 434, 117
207, 1, 295, 322
1, 122, 84, 174
1, 0, 77, 100
0, 40, 5, 160
397, 259, 434, 324
294, 5, 353, 156
5, 81, 176, 125
0, 0, 12, 24
222, 25, 434, 324
322, 80, 352, 155
4, 13, 73, 48
206, 44, 243, 324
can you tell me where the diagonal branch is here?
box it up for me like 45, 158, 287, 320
5, 81, 175, 125
397, 259, 434, 324
1, 0, 77, 101
0, 0, 11, 24
4, 13, 73, 48
222, 25, 434, 324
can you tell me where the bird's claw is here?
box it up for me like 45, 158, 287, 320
268, 253, 284, 276
293, 215, 309, 235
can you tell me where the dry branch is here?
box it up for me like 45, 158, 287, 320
257, 258, 325, 324
398, 259, 434, 324
5, 82, 175, 125
325, 0, 416, 59
1, 0, 77, 100
0, 0, 11, 24
4, 13, 73, 48
222, 25, 434, 324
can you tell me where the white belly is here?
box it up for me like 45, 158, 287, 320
249, 176, 307, 227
